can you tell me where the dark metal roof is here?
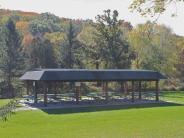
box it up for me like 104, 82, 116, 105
20, 69, 166, 81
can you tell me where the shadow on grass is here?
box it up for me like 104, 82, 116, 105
41, 102, 183, 115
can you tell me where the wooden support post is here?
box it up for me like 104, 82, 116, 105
105, 82, 108, 103
131, 81, 135, 102
155, 80, 159, 101
75, 86, 79, 104
75, 82, 81, 104
54, 82, 57, 99
33, 81, 37, 104
44, 82, 48, 107
79, 84, 81, 100
124, 81, 128, 97
56, 82, 60, 94
121, 81, 124, 94
102, 82, 105, 95
26, 81, 30, 95
138, 81, 142, 100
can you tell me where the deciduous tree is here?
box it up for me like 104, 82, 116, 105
95, 9, 134, 69
130, 0, 184, 17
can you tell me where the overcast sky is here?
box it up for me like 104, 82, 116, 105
0, 0, 184, 36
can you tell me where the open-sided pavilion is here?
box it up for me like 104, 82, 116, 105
20, 69, 166, 106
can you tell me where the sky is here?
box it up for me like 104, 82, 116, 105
0, 0, 184, 36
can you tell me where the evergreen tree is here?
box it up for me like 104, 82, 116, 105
0, 18, 24, 97
61, 20, 83, 68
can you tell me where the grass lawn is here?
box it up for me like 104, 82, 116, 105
0, 99, 10, 107
0, 91, 184, 138
160, 91, 184, 104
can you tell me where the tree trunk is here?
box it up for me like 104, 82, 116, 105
7, 74, 14, 98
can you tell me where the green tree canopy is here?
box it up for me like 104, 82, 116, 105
0, 18, 24, 97
130, 0, 184, 16
129, 22, 178, 77
28, 37, 57, 68
95, 9, 134, 69
29, 13, 62, 36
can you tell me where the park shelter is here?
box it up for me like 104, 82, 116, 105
20, 69, 166, 106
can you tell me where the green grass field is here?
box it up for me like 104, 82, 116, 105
0, 99, 10, 107
160, 91, 184, 103
1, 91, 184, 138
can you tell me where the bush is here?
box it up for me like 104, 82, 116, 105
0, 99, 18, 121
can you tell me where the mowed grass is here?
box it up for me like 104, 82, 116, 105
0, 99, 10, 107
0, 92, 184, 138
160, 91, 184, 104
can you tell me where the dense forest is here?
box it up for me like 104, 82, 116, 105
0, 9, 184, 97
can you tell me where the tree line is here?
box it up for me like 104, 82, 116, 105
0, 9, 184, 97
